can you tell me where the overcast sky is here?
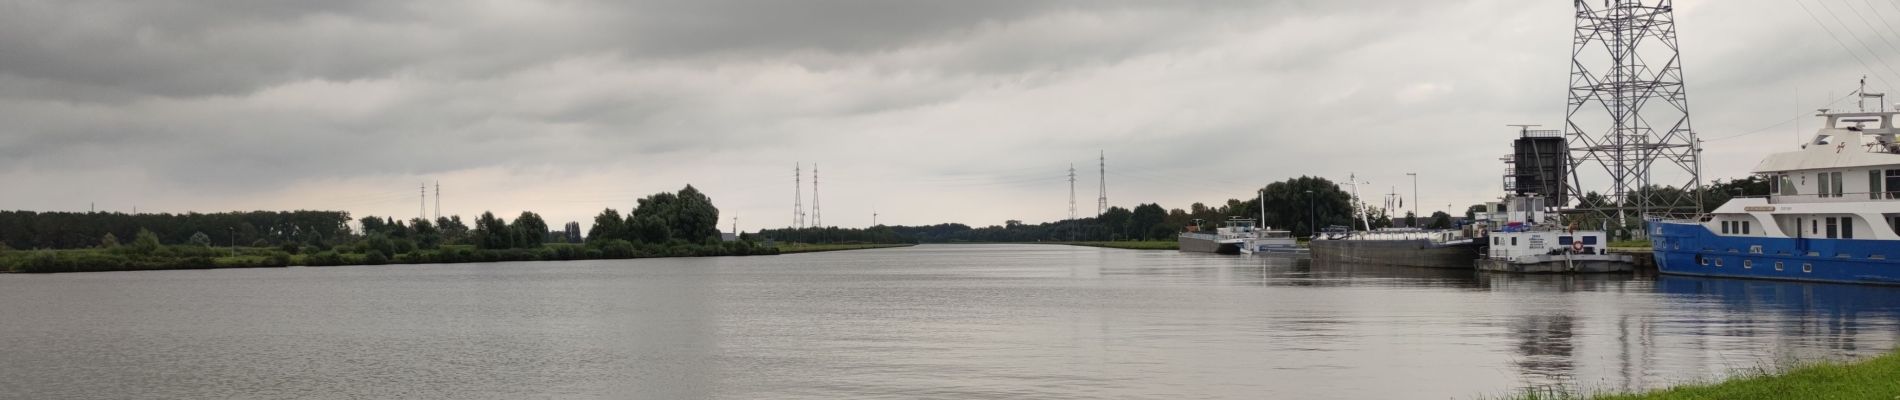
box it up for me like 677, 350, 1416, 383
3, 0, 1896, 231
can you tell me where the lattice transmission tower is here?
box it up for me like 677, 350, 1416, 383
792, 163, 804, 229
1096, 151, 1107, 217
1068, 164, 1077, 221
1565, 0, 1702, 229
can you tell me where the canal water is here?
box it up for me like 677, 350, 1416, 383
3, 244, 1898, 399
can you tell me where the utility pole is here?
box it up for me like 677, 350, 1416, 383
1407, 172, 1419, 226
420, 183, 427, 222
434, 181, 441, 220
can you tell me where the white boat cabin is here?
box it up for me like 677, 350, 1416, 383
1699, 108, 1900, 241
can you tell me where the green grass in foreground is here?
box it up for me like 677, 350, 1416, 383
776, 243, 915, 254
1049, 241, 1178, 250
1497, 351, 1900, 400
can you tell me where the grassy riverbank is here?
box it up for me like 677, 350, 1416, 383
776, 243, 915, 254
1050, 241, 1178, 250
1500, 351, 1900, 400
0, 242, 778, 273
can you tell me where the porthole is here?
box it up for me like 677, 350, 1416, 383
1743, 259, 1753, 269
1802, 263, 1813, 273
1699, 256, 1709, 266
1714, 258, 1723, 267
1775, 261, 1785, 271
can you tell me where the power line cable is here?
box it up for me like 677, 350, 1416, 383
1798, 0, 1898, 89
1810, 0, 1900, 86
1703, 90, 1859, 141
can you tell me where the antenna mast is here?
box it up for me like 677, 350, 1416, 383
434, 181, 441, 220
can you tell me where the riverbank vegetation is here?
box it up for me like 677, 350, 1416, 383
761, 176, 1365, 245
1497, 351, 1900, 400
1, 186, 776, 273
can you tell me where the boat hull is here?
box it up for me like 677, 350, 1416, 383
1179, 235, 1242, 254
1474, 254, 1634, 273
1650, 220, 1900, 285
1309, 239, 1479, 268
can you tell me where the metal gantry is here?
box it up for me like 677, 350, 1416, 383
1565, 0, 1703, 229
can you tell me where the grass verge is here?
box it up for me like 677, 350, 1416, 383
1494, 351, 1900, 400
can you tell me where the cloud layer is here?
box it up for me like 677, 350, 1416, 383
3, 0, 1894, 230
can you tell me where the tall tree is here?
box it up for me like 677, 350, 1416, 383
511, 212, 548, 248
587, 208, 626, 242
673, 185, 721, 241
472, 212, 510, 250
1128, 203, 1166, 240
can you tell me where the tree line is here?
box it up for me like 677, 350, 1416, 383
2, 185, 774, 273
762, 176, 1369, 244
0, 210, 350, 250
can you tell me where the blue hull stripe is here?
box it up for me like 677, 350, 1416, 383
1650, 221, 1900, 285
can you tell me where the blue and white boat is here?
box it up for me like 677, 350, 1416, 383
1650, 95, 1900, 284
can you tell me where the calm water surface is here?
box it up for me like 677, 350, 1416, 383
4, 244, 1900, 399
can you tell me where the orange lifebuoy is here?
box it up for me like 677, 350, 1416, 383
1572, 241, 1584, 253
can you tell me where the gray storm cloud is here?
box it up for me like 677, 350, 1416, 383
0, 0, 1891, 230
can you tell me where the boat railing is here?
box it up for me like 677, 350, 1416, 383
1767, 191, 1900, 204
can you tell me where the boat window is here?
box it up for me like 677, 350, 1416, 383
1771, 175, 1780, 195
1559, 236, 1573, 245
1832, 172, 1845, 198
1812, 219, 1819, 236
1775, 261, 1785, 271
1843, 217, 1854, 239
1893, 216, 1900, 236
1743, 259, 1753, 269
1511, 237, 1517, 246
1780, 175, 1798, 196
1826, 217, 1839, 238
1819, 172, 1833, 198
1803, 263, 1813, 273
1887, 169, 1900, 199
1583, 236, 1597, 245
1721, 221, 1731, 234
1874, 170, 1886, 199
1742, 221, 1751, 235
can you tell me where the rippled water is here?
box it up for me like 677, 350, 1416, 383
4, 244, 1899, 399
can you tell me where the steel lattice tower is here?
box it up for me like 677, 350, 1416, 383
1096, 151, 1107, 217
1565, 0, 1702, 228
1068, 164, 1077, 221
793, 163, 804, 229
812, 164, 822, 228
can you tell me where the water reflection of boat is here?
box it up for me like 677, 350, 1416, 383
1655, 274, 1900, 317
